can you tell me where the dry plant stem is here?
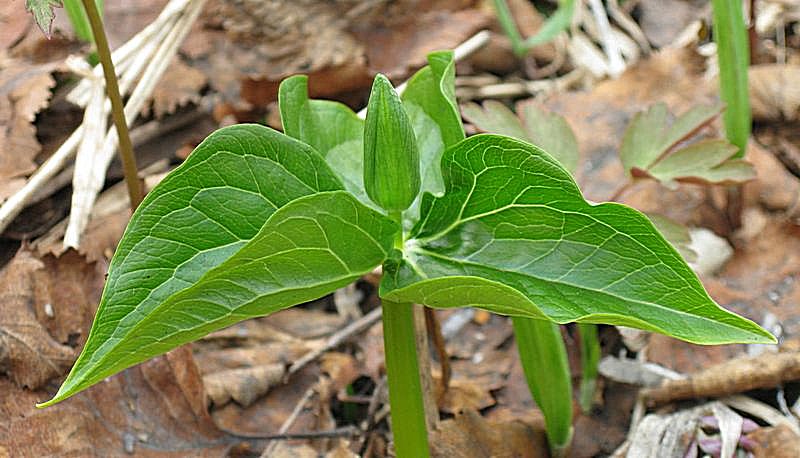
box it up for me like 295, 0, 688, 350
642, 352, 800, 406
424, 307, 452, 400
413, 305, 439, 431
80, 0, 142, 209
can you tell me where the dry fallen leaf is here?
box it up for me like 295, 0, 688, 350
150, 58, 207, 118
204, 364, 286, 407
430, 409, 548, 458
0, 58, 56, 201
0, 248, 76, 389
0, 346, 230, 457
749, 65, 800, 123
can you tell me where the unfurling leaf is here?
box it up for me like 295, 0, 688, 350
382, 134, 774, 345
364, 74, 420, 212
620, 102, 755, 186
461, 100, 579, 175
278, 75, 368, 204
26, 0, 63, 38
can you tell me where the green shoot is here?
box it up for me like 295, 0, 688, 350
711, 0, 751, 157
493, 0, 576, 56
578, 323, 600, 413
513, 317, 573, 456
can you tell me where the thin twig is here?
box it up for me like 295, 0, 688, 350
80, 0, 142, 210
424, 307, 451, 402
259, 385, 317, 457
286, 306, 382, 378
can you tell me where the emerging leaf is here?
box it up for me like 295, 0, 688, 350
278, 75, 368, 204
619, 102, 755, 186
462, 100, 579, 175
40, 125, 398, 406
382, 134, 774, 345
26, 0, 63, 38
364, 74, 420, 212
401, 50, 465, 223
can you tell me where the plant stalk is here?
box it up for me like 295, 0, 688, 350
80, 0, 143, 209
577, 323, 600, 413
383, 301, 430, 457
382, 211, 430, 457
513, 317, 573, 457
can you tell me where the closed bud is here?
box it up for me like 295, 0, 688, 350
363, 74, 420, 212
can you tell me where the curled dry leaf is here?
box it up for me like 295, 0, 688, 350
0, 58, 56, 202
0, 249, 76, 389
0, 346, 229, 457
203, 364, 286, 408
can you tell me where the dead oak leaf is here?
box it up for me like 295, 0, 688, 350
0, 248, 74, 389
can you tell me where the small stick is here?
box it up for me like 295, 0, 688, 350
287, 306, 382, 378
259, 385, 317, 457
424, 307, 451, 401
80, 0, 142, 209
642, 352, 800, 406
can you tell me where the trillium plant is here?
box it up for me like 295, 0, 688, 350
39, 51, 774, 457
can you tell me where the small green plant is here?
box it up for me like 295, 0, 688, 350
38, 50, 773, 458
493, 0, 576, 56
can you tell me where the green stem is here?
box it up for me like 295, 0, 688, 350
577, 323, 600, 413
382, 210, 430, 457
513, 317, 573, 457
383, 301, 430, 457
711, 0, 751, 158
493, 0, 527, 56
80, 0, 143, 209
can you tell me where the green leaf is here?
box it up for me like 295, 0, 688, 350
645, 214, 696, 263
364, 74, 420, 212
620, 102, 753, 185
521, 0, 576, 49
278, 75, 368, 204
382, 134, 774, 345
645, 139, 754, 185
63, 0, 102, 42
402, 51, 465, 207
38, 124, 360, 405
42, 190, 397, 407
462, 101, 579, 175
461, 101, 530, 141
26, 0, 63, 38
520, 103, 579, 175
